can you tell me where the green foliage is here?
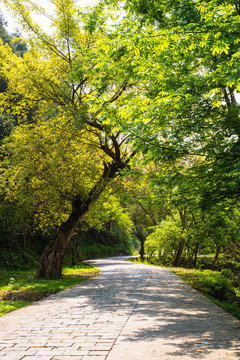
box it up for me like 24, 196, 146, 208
66, 223, 133, 264
85, 193, 133, 237
0, 120, 106, 234
79, 243, 122, 260
103, 0, 240, 215
8, 277, 19, 290
0, 0, 143, 277
0, 249, 37, 270
146, 216, 182, 262
195, 270, 234, 302
0, 13, 27, 55
127, 236, 140, 254
0, 14, 27, 142
0, 300, 31, 317
196, 256, 215, 270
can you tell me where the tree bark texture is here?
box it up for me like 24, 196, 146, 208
193, 242, 199, 268
134, 225, 145, 261
173, 210, 186, 267
211, 245, 221, 270
36, 199, 88, 278
174, 238, 185, 267
36, 160, 125, 278
139, 238, 145, 261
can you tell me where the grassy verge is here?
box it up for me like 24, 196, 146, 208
0, 263, 99, 317
169, 267, 240, 320
128, 258, 240, 320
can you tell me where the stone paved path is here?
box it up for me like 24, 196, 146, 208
0, 257, 239, 360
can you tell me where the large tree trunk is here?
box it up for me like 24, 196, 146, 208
193, 242, 199, 268
211, 245, 221, 270
36, 200, 86, 278
173, 210, 186, 267
36, 161, 124, 278
134, 225, 145, 261
139, 237, 145, 261
174, 238, 185, 267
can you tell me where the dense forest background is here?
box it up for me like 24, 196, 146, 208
0, 0, 239, 292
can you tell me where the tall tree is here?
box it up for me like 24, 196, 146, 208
106, 0, 240, 265
0, 0, 142, 277
0, 13, 11, 45
105, 0, 240, 204
0, 11, 28, 140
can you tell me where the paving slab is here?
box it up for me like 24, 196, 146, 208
0, 256, 239, 360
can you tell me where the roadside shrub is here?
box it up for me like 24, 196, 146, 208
197, 271, 235, 301
0, 250, 37, 270
147, 257, 161, 266
7, 277, 21, 290
196, 256, 214, 269
221, 268, 233, 279
145, 218, 181, 264
78, 243, 127, 260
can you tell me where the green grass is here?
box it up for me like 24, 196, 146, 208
0, 300, 32, 317
0, 263, 99, 317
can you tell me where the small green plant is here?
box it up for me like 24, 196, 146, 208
8, 277, 20, 290
0, 300, 31, 317
8, 277, 16, 287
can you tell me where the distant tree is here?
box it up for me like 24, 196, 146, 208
0, 13, 11, 45
0, 12, 28, 139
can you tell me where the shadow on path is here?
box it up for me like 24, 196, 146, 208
42, 258, 240, 359
0, 256, 239, 360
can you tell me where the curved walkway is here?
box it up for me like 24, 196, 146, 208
0, 257, 239, 360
